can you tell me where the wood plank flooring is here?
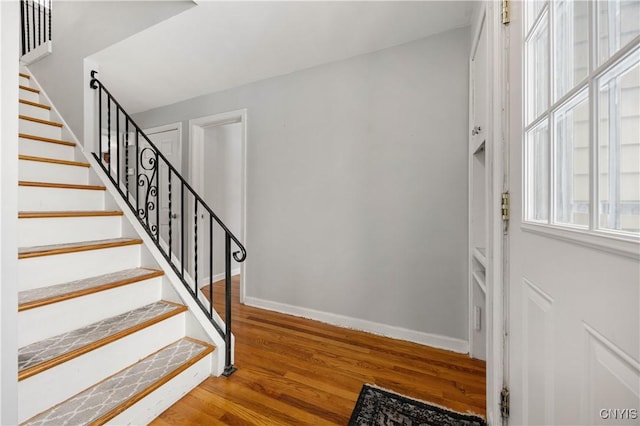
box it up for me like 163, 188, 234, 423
152, 276, 486, 425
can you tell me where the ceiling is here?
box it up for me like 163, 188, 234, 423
90, 1, 475, 114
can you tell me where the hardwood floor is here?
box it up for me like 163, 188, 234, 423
152, 276, 486, 425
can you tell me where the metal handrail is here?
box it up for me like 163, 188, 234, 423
89, 71, 245, 376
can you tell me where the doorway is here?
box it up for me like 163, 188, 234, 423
189, 110, 247, 303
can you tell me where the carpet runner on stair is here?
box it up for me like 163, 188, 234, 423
18, 237, 142, 258
18, 268, 163, 310
19, 301, 186, 375
21, 338, 213, 426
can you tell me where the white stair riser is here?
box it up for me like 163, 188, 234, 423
20, 76, 30, 86
19, 277, 163, 347
19, 186, 105, 211
19, 103, 49, 120
19, 119, 61, 140
19, 88, 39, 103
18, 313, 186, 423
19, 244, 141, 291
19, 160, 89, 185
19, 138, 75, 161
18, 215, 122, 247
107, 352, 213, 426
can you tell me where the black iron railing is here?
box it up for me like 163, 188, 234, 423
20, 0, 51, 56
90, 71, 246, 376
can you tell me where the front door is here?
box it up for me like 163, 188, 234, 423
506, 1, 639, 424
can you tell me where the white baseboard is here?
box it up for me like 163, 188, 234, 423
244, 296, 469, 354
198, 269, 241, 287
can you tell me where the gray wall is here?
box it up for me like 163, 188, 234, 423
27, 1, 193, 139
134, 27, 471, 342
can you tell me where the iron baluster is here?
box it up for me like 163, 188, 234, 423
125, 120, 130, 200
155, 151, 160, 240
97, 82, 102, 157
48, 0, 51, 41
107, 96, 111, 169
42, 0, 45, 45
135, 131, 140, 216
20, 1, 26, 55
209, 216, 213, 317
25, 0, 30, 53
181, 181, 185, 279
223, 233, 236, 376
168, 169, 172, 256
194, 199, 198, 294
116, 110, 120, 187
31, 0, 35, 51
37, 0, 40, 45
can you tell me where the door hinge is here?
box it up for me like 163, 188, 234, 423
502, 0, 511, 25
500, 387, 510, 418
501, 191, 510, 221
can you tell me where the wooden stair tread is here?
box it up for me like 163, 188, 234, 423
20, 72, 30, 79
18, 301, 188, 381
19, 268, 164, 311
21, 338, 213, 425
19, 99, 51, 110
19, 133, 75, 146
19, 211, 123, 219
19, 155, 90, 168
19, 181, 105, 191
18, 237, 142, 259
20, 85, 39, 93
19, 115, 63, 128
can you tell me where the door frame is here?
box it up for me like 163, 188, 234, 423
470, 2, 509, 424
189, 109, 248, 304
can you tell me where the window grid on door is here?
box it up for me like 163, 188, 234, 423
523, 0, 640, 237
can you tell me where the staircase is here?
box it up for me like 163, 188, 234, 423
17, 71, 217, 424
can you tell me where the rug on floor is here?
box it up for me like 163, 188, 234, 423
349, 384, 486, 426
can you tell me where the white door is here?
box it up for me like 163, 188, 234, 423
145, 126, 182, 257
507, 1, 640, 424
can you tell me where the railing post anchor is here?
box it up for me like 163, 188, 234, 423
222, 365, 237, 377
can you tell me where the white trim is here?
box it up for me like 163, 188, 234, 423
189, 109, 248, 305
20, 40, 52, 66
244, 297, 469, 354
488, 1, 507, 424
583, 322, 640, 375
521, 223, 640, 260
0, 2, 20, 423
144, 122, 183, 139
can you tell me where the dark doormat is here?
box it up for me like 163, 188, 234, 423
349, 384, 486, 426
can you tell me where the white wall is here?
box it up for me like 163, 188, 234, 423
134, 27, 471, 349
27, 1, 193, 141
0, 1, 20, 423
204, 123, 242, 278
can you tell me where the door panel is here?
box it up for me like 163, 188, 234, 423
507, 1, 640, 424
145, 128, 181, 257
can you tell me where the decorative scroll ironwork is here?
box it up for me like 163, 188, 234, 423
90, 71, 246, 375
